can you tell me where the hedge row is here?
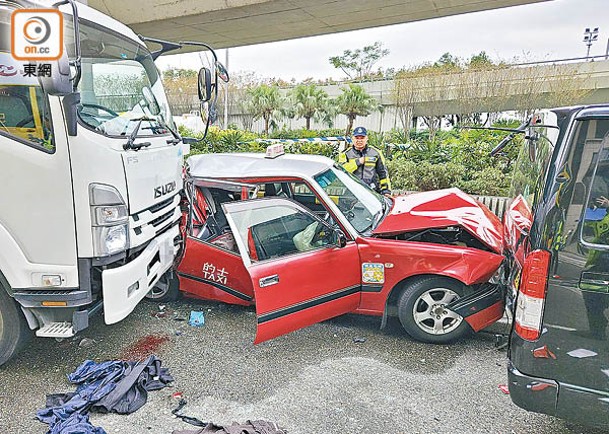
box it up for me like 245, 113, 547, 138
178, 124, 520, 197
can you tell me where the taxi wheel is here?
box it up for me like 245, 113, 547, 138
146, 270, 181, 302
397, 277, 470, 344
0, 283, 31, 366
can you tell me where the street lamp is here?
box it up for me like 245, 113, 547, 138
583, 27, 599, 59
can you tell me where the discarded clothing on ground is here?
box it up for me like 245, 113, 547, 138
172, 420, 287, 434
171, 399, 287, 434
37, 355, 173, 434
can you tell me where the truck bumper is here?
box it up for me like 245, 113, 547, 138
102, 224, 179, 324
508, 361, 609, 428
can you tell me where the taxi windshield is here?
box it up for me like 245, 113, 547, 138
314, 166, 384, 233
68, 20, 174, 137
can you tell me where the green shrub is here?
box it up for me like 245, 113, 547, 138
387, 157, 465, 191
456, 167, 511, 196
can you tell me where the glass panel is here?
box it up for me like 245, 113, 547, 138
67, 20, 175, 138
230, 203, 333, 262
0, 7, 53, 151
582, 146, 609, 245
314, 166, 383, 233
510, 127, 554, 211
0, 83, 54, 151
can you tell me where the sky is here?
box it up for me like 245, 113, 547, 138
155, 0, 609, 82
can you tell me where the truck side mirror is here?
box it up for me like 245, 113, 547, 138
37, 51, 73, 96
215, 61, 229, 83
38, 51, 80, 136
334, 229, 347, 248
197, 67, 212, 103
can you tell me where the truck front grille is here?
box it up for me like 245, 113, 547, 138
129, 193, 181, 248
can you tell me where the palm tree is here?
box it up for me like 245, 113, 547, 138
289, 84, 332, 130
246, 84, 285, 136
335, 84, 379, 135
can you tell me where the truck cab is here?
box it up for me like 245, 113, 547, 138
506, 106, 609, 428
0, 0, 222, 365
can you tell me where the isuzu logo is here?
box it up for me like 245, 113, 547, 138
154, 181, 176, 198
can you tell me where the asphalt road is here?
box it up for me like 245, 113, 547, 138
0, 298, 606, 434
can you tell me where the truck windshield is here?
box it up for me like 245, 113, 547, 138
314, 166, 384, 233
70, 21, 174, 137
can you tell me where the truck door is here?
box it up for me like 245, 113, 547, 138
0, 54, 77, 289
223, 198, 361, 343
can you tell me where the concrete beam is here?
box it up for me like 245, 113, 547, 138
88, 0, 551, 50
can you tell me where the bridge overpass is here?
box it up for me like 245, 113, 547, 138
87, 0, 550, 50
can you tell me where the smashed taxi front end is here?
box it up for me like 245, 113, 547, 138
368, 188, 507, 334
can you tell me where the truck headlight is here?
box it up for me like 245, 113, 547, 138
90, 184, 129, 257
92, 224, 128, 256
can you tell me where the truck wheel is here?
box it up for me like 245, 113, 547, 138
0, 286, 31, 366
145, 270, 180, 302
397, 277, 470, 344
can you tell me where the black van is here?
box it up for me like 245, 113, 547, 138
505, 105, 609, 428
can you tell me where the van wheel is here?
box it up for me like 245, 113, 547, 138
397, 277, 470, 344
0, 285, 31, 366
146, 270, 180, 302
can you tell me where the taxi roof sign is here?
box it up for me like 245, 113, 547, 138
265, 143, 285, 158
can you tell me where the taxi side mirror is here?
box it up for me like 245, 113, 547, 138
334, 229, 347, 248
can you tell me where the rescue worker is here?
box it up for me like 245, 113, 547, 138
338, 126, 391, 195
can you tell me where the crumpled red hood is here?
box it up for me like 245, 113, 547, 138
373, 188, 504, 254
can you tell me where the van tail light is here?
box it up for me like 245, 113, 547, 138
514, 249, 551, 341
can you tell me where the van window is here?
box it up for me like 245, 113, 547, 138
582, 146, 609, 245
555, 119, 609, 248
510, 130, 554, 211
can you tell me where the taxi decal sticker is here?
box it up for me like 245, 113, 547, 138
362, 263, 385, 284
202, 262, 228, 285
177, 272, 252, 302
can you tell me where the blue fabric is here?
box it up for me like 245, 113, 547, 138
36, 356, 172, 434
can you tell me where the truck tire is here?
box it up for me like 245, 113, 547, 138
397, 276, 470, 344
0, 286, 31, 366
145, 270, 180, 302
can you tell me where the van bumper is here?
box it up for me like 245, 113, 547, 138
102, 224, 179, 324
508, 361, 609, 428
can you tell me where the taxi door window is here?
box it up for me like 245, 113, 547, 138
229, 202, 334, 262
0, 84, 54, 152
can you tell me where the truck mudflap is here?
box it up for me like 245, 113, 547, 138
102, 224, 179, 324
446, 283, 504, 332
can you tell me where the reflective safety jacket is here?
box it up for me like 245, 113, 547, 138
338, 145, 391, 194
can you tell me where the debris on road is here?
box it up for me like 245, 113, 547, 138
188, 311, 205, 327
79, 338, 97, 348
498, 384, 510, 394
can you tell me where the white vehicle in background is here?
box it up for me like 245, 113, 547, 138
0, 0, 228, 365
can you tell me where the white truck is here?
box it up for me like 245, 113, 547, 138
0, 0, 225, 365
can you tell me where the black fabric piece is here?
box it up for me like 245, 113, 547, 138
171, 420, 287, 434
93, 355, 174, 414
172, 398, 208, 427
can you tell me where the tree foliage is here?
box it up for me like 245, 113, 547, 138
245, 84, 286, 136
329, 41, 389, 80
289, 84, 334, 129
335, 84, 379, 135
